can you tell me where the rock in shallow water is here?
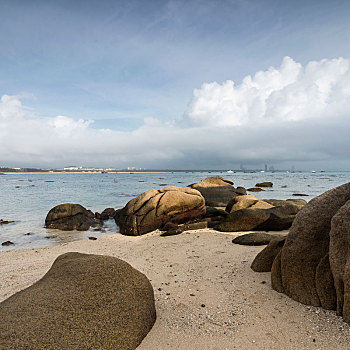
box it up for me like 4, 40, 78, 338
0, 252, 156, 350
45, 203, 101, 231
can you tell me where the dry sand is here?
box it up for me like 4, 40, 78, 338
1, 229, 350, 350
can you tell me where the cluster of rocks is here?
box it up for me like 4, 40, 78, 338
251, 182, 350, 324
44, 176, 307, 236
0, 252, 156, 349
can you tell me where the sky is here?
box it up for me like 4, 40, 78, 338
1, 0, 350, 170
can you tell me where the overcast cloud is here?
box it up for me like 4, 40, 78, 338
1, 56, 350, 170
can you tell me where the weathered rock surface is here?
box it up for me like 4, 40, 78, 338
45, 203, 100, 231
95, 207, 116, 220
226, 195, 273, 213
216, 205, 298, 232
251, 237, 286, 272
189, 177, 246, 207
264, 199, 307, 209
271, 183, 350, 308
190, 176, 234, 188
330, 200, 350, 320
0, 252, 156, 350
233, 232, 286, 246
115, 186, 206, 235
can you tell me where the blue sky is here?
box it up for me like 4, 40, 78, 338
1, 0, 350, 169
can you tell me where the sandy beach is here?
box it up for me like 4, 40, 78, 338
1, 229, 350, 350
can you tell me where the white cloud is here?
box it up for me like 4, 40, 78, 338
185, 56, 350, 126
1, 56, 350, 170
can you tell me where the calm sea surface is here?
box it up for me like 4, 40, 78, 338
1, 171, 349, 251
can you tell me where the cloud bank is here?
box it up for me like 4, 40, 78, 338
1, 56, 350, 170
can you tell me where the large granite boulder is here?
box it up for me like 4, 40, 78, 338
45, 203, 100, 231
189, 176, 246, 207
330, 200, 350, 320
251, 237, 286, 272
271, 183, 350, 308
115, 186, 206, 235
0, 252, 156, 350
226, 195, 273, 213
215, 205, 299, 232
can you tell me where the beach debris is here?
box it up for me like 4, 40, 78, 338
45, 203, 102, 231
256, 182, 273, 188
115, 186, 206, 236
0, 252, 156, 349
232, 232, 286, 246
1, 241, 14, 246
250, 237, 286, 272
256, 182, 350, 323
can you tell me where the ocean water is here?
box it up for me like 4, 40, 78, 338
1, 171, 349, 251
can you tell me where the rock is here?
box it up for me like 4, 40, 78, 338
316, 253, 337, 310
216, 205, 298, 232
95, 208, 116, 220
256, 182, 273, 188
233, 232, 286, 246
161, 221, 208, 236
189, 176, 234, 188
1, 241, 14, 246
204, 206, 228, 218
45, 203, 101, 231
189, 177, 245, 207
329, 199, 350, 320
0, 219, 14, 225
271, 251, 284, 293
0, 252, 156, 350
292, 193, 309, 196
226, 195, 273, 213
251, 237, 286, 272
272, 182, 350, 308
264, 199, 307, 209
115, 186, 205, 235
247, 187, 265, 192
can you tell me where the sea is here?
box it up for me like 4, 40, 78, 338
1, 171, 349, 251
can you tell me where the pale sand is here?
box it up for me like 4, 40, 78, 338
1, 229, 350, 350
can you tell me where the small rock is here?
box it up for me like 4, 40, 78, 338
2, 241, 14, 246
256, 182, 273, 188
88, 236, 97, 240
292, 193, 309, 196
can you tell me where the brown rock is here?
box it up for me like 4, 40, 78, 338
264, 199, 307, 209
256, 182, 273, 188
316, 253, 337, 310
271, 251, 284, 293
247, 187, 265, 192
233, 232, 285, 246
251, 237, 286, 272
190, 176, 234, 188
226, 195, 274, 213
161, 221, 208, 236
115, 186, 205, 235
274, 182, 350, 307
329, 200, 350, 320
45, 203, 100, 231
0, 252, 156, 350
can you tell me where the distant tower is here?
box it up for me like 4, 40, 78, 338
264, 164, 268, 172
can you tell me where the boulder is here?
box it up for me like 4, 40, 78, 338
161, 221, 208, 236
190, 176, 233, 188
271, 183, 350, 308
204, 206, 228, 218
95, 208, 116, 220
329, 200, 350, 320
45, 203, 100, 231
216, 205, 298, 232
251, 237, 286, 272
189, 177, 246, 207
264, 199, 307, 209
0, 252, 156, 350
233, 232, 286, 246
226, 195, 273, 213
0, 219, 14, 225
256, 182, 273, 188
247, 187, 264, 192
115, 186, 205, 235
